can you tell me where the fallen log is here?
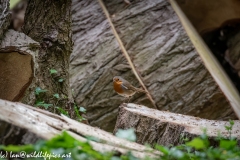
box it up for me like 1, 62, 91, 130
114, 103, 240, 147
0, 99, 160, 158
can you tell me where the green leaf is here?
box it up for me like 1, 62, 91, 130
79, 107, 87, 113
169, 148, 184, 159
85, 136, 100, 142
74, 105, 84, 121
155, 145, 169, 155
186, 138, 206, 150
35, 87, 48, 95
220, 139, 237, 150
2, 144, 33, 152
58, 78, 64, 82
229, 119, 234, 125
36, 101, 53, 109
56, 107, 69, 117
49, 69, 58, 75
225, 126, 231, 131
10, 0, 21, 9
110, 157, 121, 160
82, 117, 87, 120
115, 128, 136, 142
53, 93, 60, 99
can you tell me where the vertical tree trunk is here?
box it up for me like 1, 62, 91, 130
22, 0, 74, 115
0, 0, 74, 145
0, 0, 11, 41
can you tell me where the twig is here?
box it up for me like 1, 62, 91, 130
97, 0, 158, 109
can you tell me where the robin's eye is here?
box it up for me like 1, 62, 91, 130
116, 78, 119, 81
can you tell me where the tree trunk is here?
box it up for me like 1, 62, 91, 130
0, 0, 78, 146
21, 0, 74, 116
70, 0, 237, 132
0, 0, 11, 41
114, 103, 240, 147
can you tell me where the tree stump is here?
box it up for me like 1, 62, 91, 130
114, 103, 240, 147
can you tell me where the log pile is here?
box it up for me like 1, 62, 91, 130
70, 0, 237, 132
0, 99, 160, 158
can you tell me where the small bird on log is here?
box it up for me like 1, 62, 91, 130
113, 76, 146, 102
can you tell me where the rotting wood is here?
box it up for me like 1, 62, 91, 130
0, 99, 160, 158
114, 103, 240, 147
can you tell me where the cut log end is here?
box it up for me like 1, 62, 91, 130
0, 52, 33, 101
114, 103, 240, 146
0, 30, 39, 101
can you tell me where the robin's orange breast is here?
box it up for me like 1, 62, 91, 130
113, 81, 124, 94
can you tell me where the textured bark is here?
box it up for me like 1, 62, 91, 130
70, 0, 236, 132
22, 0, 74, 115
225, 31, 240, 78
0, 0, 11, 41
0, 99, 160, 158
114, 104, 240, 147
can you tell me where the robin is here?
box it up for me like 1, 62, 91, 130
113, 76, 147, 102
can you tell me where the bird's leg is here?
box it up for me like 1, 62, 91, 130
122, 97, 127, 104
127, 96, 131, 103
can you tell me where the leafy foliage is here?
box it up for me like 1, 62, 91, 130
116, 128, 137, 142
35, 87, 48, 96
58, 78, 64, 83
53, 93, 60, 99
56, 106, 70, 117
0, 131, 138, 160
79, 106, 87, 113
1, 121, 239, 160
35, 101, 53, 109
74, 105, 86, 121
50, 69, 58, 75
10, 0, 21, 9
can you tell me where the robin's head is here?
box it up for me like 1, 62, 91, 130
113, 76, 123, 83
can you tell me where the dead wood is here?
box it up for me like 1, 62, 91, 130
0, 99, 160, 158
114, 103, 240, 147
0, 29, 39, 101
